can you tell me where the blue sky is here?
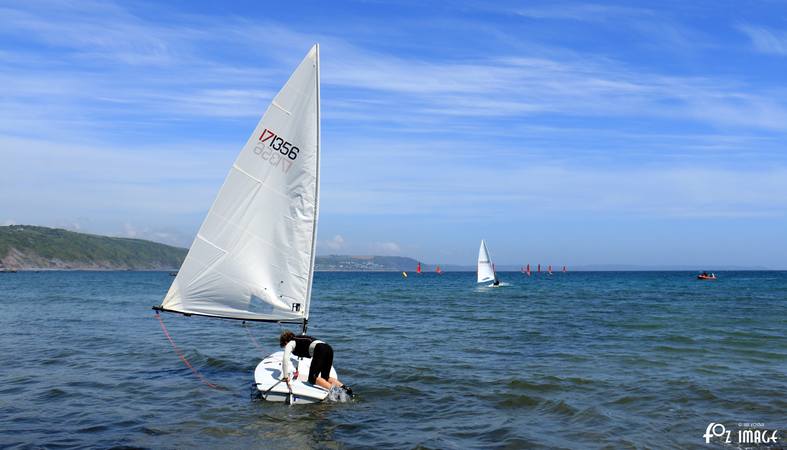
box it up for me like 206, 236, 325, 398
2, 1, 787, 267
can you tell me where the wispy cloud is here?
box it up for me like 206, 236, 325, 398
323, 48, 787, 131
514, 3, 652, 22
737, 24, 787, 56
2, 1, 787, 142
320, 136, 787, 220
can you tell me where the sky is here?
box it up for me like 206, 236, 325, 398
2, 0, 787, 268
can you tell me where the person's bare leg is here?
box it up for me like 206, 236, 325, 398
327, 377, 343, 388
314, 377, 333, 390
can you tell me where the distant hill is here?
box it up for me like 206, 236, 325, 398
315, 255, 423, 271
0, 225, 187, 270
8, 225, 757, 272
0, 226, 440, 272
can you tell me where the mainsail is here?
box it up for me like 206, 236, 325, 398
159, 46, 320, 323
477, 240, 496, 283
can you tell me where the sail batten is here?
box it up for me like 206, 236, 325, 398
159, 45, 320, 322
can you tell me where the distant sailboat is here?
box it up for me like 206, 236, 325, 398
526, 263, 531, 276
435, 265, 443, 275
537, 264, 541, 273
548, 265, 553, 275
416, 261, 422, 274
477, 240, 499, 286
562, 265, 567, 273
154, 45, 334, 404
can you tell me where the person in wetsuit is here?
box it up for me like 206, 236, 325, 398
279, 330, 353, 396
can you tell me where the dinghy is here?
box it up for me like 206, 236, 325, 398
155, 45, 335, 404
477, 240, 500, 286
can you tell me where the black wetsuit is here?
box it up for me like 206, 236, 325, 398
284, 335, 334, 384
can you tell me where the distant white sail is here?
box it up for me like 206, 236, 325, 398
477, 240, 496, 283
160, 46, 320, 322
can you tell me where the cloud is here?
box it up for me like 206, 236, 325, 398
320, 137, 787, 220
123, 222, 138, 238
116, 224, 189, 246
513, 3, 652, 22
0, 134, 227, 247
737, 24, 787, 56
2, 0, 787, 142
323, 47, 787, 131
372, 242, 401, 254
321, 234, 345, 251
1, 1, 786, 266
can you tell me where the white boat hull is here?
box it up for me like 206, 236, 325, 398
254, 350, 338, 404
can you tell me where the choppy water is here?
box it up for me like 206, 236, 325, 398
1, 271, 785, 449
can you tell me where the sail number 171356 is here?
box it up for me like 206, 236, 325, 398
258, 129, 299, 160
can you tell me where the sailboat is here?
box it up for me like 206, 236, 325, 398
477, 240, 499, 286
154, 45, 334, 404
416, 261, 422, 274
435, 265, 443, 275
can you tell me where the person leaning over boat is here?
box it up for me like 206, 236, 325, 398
279, 330, 353, 396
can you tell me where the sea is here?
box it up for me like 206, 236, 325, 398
0, 271, 785, 449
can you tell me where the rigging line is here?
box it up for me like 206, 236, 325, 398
243, 321, 266, 356
155, 312, 223, 391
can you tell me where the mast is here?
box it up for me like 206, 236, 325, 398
303, 43, 320, 329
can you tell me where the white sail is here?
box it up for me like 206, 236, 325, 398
477, 239, 496, 283
160, 45, 320, 322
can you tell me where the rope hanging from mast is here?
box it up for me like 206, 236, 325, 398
155, 312, 224, 391
243, 321, 266, 356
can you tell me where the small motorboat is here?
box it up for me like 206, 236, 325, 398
697, 272, 717, 280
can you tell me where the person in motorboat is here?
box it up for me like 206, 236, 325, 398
279, 330, 353, 397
